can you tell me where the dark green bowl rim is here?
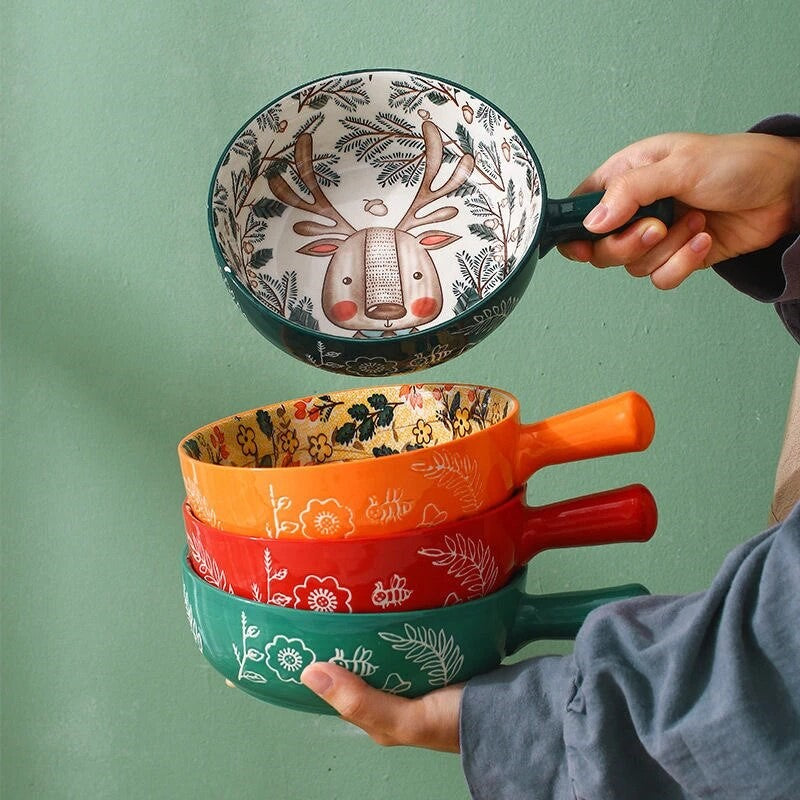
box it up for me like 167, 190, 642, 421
206, 67, 550, 345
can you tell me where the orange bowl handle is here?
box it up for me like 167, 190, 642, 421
514, 391, 655, 482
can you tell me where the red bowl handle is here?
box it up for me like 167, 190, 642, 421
517, 483, 657, 563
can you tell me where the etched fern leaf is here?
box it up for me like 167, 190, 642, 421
187, 532, 232, 593
418, 533, 499, 597
411, 453, 483, 513
378, 624, 464, 687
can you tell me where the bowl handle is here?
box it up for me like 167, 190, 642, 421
506, 583, 650, 654
514, 391, 655, 483
517, 483, 658, 563
538, 192, 675, 256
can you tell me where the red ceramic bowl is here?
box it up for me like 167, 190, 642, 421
184, 483, 656, 612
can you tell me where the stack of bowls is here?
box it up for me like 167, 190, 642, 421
178, 383, 657, 714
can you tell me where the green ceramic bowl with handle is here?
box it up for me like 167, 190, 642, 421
209, 68, 673, 376
182, 549, 648, 714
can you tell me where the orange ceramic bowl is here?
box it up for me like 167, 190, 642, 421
178, 383, 654, 539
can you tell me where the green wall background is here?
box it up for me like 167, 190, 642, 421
2, 1, 798, 797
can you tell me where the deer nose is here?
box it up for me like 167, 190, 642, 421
366, 302, 407, 320
364, 228, 406, 320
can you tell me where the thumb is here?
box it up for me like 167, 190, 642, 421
301, 662, 406, 730
584, 159, 678, 234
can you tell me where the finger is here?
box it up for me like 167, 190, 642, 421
580, 218, 668, 268
650, 231, 712, 290
301, 663, 462, 752
624, 211, 706, 278
583, 158, 685, 234
301, 663, 414, 742
557, 240, 594, 262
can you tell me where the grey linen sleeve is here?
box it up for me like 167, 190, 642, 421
460, 507, 800, 800
460, 117, 800, 799
713, 114, 800, 341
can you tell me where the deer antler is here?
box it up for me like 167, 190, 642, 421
396, 121, 476, 232
267, 134, 356, 237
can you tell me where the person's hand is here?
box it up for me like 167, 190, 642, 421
300, 662, 462, 752
558, 132, 800, 289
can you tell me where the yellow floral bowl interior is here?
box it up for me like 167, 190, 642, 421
181, 384, 514, 468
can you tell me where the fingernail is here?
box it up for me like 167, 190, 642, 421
301, 667, 332, 695
583, 203, 608, 230
690, 232, 711, 253
641, 225, 664, 247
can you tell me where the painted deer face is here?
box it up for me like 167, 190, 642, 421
268, 121, 475, 336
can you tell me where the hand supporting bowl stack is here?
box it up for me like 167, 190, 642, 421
183, 483, 657, 611
178, 383, 655, 539
182, 551, 649, 715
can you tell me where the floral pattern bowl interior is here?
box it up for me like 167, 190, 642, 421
182, 551, 648, 714
178, 383, 655, 539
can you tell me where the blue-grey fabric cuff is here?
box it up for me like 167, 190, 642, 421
459, 655, 575, 800
712, 114, 800, 304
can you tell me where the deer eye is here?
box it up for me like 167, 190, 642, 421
412, 271, 423, 280
343, 276, 352, 285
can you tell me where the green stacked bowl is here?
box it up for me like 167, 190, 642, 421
182, 550, 648, 714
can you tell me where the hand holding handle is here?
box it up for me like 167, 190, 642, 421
507, 583, 650, 653
539, 191, 675, 255
518, 483, 657, 562
514, 391, 655, 483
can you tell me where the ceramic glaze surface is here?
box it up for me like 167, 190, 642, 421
177, 385, 655, 539
183, 483, 657, 610
211, 70, 542, 341
182, 553, 648, 715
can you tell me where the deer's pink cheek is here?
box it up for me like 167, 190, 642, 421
330, 300, 359, 322
411, 297, 438, 318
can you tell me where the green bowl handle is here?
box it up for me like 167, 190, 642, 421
506, 583, 649, 653
539, 191, 675, 256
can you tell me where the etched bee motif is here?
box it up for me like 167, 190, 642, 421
372, 574, 414, 609
365, 488, 414, 523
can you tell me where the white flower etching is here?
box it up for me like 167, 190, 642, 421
418, 534, 499, 599
299, 498, 355, 538
265, 635, 317, 683
329, 645, 378, 677
343, 355, 399, 376
411, 452, 483, 514
293, 575, 353, 612
232, 611, 267, 683
378, 624, 464, 687
183, 586, 203, 653
371, 574, 413, 609
365, 488, 414, 524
